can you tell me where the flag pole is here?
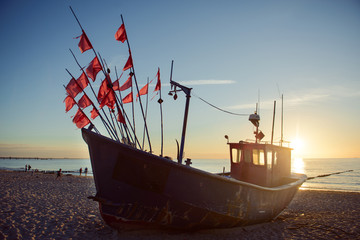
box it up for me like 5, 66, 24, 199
114, 66, 137, 146
141, 77, 150, 150
96, 53, 128, 142
120, 14, 152, 153
97, 53, 141, 148
68, 49, 119, 139
70, 6, 122, 141
130, 77, 136, 141
65, 69, 118, 140
158, 68, 164, 157
63, 85, 99, 133
102, 59, 126, 140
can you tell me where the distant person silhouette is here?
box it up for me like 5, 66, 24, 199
84, 167, 88, 176
56, 168, 62, 179
79, 168, 82, 176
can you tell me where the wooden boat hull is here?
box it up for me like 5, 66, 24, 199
82, 128, 306, 230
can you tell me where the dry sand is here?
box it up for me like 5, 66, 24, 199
0, 170, 359, 240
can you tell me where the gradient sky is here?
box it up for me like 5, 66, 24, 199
0, 0, 359, 159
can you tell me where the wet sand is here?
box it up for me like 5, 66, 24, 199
0, 170, 359, 239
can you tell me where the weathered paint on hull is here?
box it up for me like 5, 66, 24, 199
82, 128, 306, 230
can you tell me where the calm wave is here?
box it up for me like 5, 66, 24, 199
1, 157, 359, 192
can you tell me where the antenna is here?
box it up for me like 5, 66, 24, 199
281, 94, 284, 146
257, 89, 260, 115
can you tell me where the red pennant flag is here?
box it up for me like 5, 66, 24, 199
78, 94, 92, 109
77, 30, 93, 53
136, 82, 149, 99
97, 79, 110, 102
113, 79, 119, 91
99, 90, 116, 109
86, 56, 102, 81
64, 95, 76, 112
66, 77, 82, 98
119, 75, 132, 91
123, 54, 133, 71
117, 109, 125, 123
115, 24, 127, 43
73, 109, 90, 128
90, 107, 99, 120
154, 68, 161, 92
112, 72, 123, 91
122, 92, 133, 104
77, 72, 89, 90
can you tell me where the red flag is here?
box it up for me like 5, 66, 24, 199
77, 30, 93, 53
78, 94, 92, 109
99, 90, 116, 109
64, 95, 76, 112
72, 109, 90, 128
122, 92, 133, 104
90, 107, 99, 120
115, 24, 127, 43
112, 72, 123, 91
97, 79, 110, 102
77, 72, 89, 90
86, 56, 102, 81
117, 110, 125, 123
136, 82, 149, 99
113, 79, 119, 91
119, 75, 132, 91
123, 54, 133, 71
66, 77, 82, 98
154, 68, 161, 92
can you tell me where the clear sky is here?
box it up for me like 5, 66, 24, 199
0, 0, 359, 159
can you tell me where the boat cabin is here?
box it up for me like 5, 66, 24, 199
228, 142, 292, 187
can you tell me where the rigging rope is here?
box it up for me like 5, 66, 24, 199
191, 92, 249, 117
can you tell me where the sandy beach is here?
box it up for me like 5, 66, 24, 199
0, 170, 359, 240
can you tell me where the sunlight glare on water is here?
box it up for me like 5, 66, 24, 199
292, 157, 305, 174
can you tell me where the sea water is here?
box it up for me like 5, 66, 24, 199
0, 157, 359, 192
0, 158, 92, 176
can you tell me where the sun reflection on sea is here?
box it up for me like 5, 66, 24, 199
292, 157, 307, 190
292, 157, 305, 174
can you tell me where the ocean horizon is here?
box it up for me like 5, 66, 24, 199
1, 157, 359, 193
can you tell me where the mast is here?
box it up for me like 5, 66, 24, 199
281, 94, 283, 146
169, 68, 192, 164
271, 100, 276, 145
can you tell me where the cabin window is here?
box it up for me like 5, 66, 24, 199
252, 149, 265, 166
244, 149, 251, 163
231, 148, 241, 163
274, 151, 278, 166
267, 151, 272, 169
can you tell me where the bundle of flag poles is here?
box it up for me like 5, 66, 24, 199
63, 7, 163, 153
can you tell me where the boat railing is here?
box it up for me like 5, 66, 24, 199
244, 139, 291, 147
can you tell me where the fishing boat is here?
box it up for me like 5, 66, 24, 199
83, 79, 306, 230
64, 9, 306, 231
